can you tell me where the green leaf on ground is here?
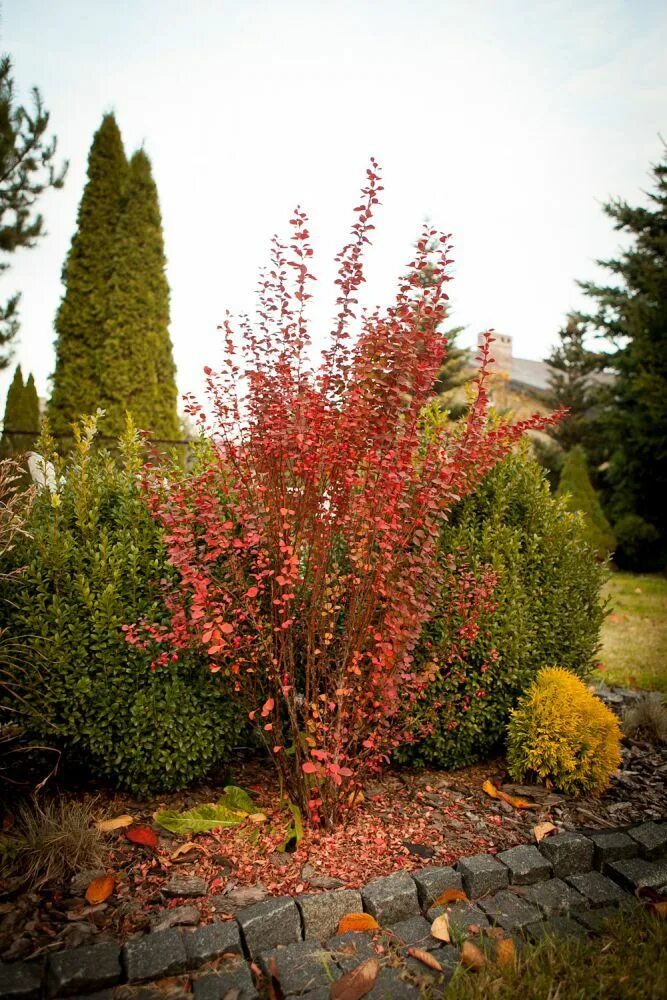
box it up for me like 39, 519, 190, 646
155, 785, 257, 834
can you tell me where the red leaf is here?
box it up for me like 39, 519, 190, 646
125, 825, 159, 849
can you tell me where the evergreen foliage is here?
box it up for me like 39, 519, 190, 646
557, 445, 615, 559
579, 148, 667, 554
48, 114, 127, 436
401, 444, 606, 770
0, 415, 243, 795
100, 150, 179, 440
546, 315, 598, 451
507, 667, 622, 796
0, 364, 39, 455
0, 55, 67, 366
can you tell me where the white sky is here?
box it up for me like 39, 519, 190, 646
1, 0, 666, 413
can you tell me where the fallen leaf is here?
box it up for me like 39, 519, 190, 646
430, 913, 451, 942
485, 927, 505, 940
460, 940, 486, 970
434, 888, 468, 906
482, 779, 500, 799
248, 813, 268, 823
331, 958, 380, 1000
649, 901, 667, 920
170, 842, 201, 860
533, 821, 557, 843
338, 913, 380, 934
496, 938, 516, 967
222, 990, 241, 1000
125, 825, 159, 849
95, 814, 133, 832
407, 947, 443, 972
85, 874, 115, 904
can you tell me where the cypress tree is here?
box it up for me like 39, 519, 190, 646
48, 113, 127, 437
556, 446, 615, 559
546, 315, 599, 452
1, 364, 40, 454
100, 149, 179, 440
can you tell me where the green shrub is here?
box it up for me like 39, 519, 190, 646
0, 416, 244, 797
507, 666, 622, 795
402, 444, 606, 769
613, 514, 662, 572
556, 446, 615, 558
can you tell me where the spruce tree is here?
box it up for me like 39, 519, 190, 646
1, 56, 67, 367
1, 364, 40, 454
546, 315, 598, 452
100, 149, 179, 440
579, 149, 667, 545
48, 113, 127, 436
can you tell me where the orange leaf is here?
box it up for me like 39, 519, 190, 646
496, 938, 516, 968
337, 913, 380, 934
95, 814, 133, 832
85, 874, 115, 904
501, 792, 540, 810
430, 913, 451, 942
533, 821, 557, 843
461, 940, 486, 970
331, 958, 379, 1000
482, 779, 500, 799
407, 947, 443, 972
649, 901, 667, 920
434, 888, 468, 906
125, 825, 159, 848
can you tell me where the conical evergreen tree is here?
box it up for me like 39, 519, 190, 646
557, 446, 615, 559
99, 149, 179, 440
546, 315, 598, 452
1, 364, 40, 454
48, 113, 127, 437
579, 148, 667, 541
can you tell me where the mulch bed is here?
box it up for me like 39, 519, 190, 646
1, 731, 665, 965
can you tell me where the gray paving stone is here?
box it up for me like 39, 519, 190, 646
163, 875, 208, 898
236, 896, 301, 958
524, 917, 589, 943
184, 920, 243, 968
122, 928, 187, 982
479, 890, 543, 931
574, 905, 633, 933
388, 915, 441, 950
192, 956, 258, 1000
605, 857, 667, 892
628, 821, 667, 860
296, 889, 363, 941
366, 967, 420, 999
456, 854, 508, 898
565, 871, 631, 908
325, 932, 376, 973
47, 942, 122, 997
150, 904, 201, 932
0, 961, 42, 999
588, 830, 639, 869
410, 866, 463, 908
496, 845, 553, 885
260, 940, 334, 995
361, 871, 420, 925
539, 833, 594, 878
523, 878, 588, 916
425, 900, 490, 938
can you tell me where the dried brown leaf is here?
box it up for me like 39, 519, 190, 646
331, 958, 380, 1000
496, 938, 516, 968
95, 814, 133, 832
407, 947, 443, 972
533, 822, 557, 843
460, 940, 486, 970
430, 913, 451, 942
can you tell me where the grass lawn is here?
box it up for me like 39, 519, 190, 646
599, 571, 667, 693
446, 907, 666, 1000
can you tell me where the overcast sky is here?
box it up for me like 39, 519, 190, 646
1, 0, 666, 412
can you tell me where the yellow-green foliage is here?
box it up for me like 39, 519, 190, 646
507, 667, 622, 795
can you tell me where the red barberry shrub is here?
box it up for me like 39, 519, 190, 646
127, 162, 560, 827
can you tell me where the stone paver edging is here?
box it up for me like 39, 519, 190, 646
1, 820, 665, 999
